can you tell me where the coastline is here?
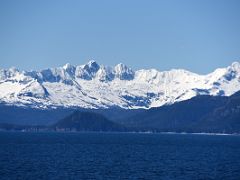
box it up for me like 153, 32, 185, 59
0, 130, 239, 136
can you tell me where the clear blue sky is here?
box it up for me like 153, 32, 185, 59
0, 0, 240, 74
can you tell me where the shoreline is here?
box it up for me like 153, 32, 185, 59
0, 130, 239, 136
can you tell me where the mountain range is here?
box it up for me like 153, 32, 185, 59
0, 61, 240, 133
0, 61, 240, 109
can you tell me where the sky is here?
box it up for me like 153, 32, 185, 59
0, 0, 240, 74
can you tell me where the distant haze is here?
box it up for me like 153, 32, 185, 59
0, 0, 240, 73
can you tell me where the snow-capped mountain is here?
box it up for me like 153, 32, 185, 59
0, 61, 239, 109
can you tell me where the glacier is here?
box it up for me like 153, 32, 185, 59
0, 60, 239, 109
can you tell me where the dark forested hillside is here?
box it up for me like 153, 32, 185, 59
122, 91, 240, 133
54, 111, 126, 132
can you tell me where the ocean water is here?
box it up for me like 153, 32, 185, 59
0, 132, 240, 180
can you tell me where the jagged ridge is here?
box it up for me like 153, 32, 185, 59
0, 61, 239, 109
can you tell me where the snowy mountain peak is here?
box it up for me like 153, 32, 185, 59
114, 63, 134, 80
114, 63, 130, 71
0, 67, 20, 81
84, 60, 100, 72
0, 61, 239, 109
230, 61, 240, 72
75, 60, 100, 80
9, 67, 19, 73
63, 63, 74, 70
63, 63, 76, 77
219, 62, 240, 83
87, 60, 98, 65
96, 65, 114, 81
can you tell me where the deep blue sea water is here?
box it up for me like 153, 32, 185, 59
0, 132, 240, 180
